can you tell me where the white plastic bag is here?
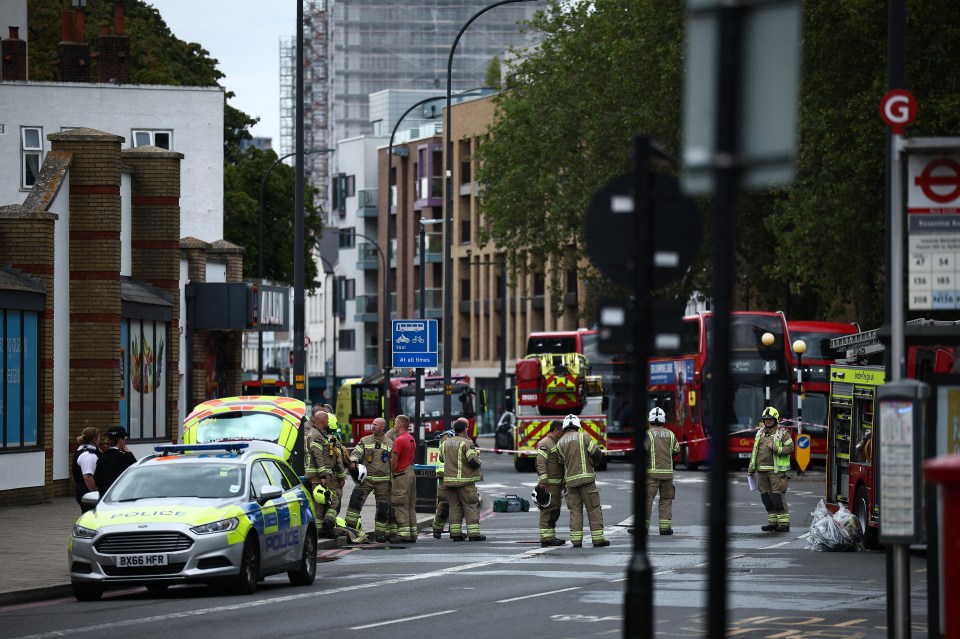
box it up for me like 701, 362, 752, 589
806, 499, 865, 552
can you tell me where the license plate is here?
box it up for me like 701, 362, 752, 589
117, 554, 168, 567
738, 453, 752, 458
607, 450, 626, 457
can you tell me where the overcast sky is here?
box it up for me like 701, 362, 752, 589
146, 1, 296, 148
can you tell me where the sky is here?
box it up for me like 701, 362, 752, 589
146, 1, 297, 148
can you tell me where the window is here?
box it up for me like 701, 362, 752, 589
119, 318, 168, 441
131, 130, 172, 149
345, 175, 356, 197
339, 227, 356, 249
21, 127, 42, 189
249, 460, 271, 500
343, 278, 356, 301
0, 310, 40, 449
339, 329, 356, 351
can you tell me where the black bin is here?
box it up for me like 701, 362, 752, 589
414, 463, 437, 513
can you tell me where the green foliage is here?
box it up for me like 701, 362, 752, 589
478, 0, 960, 327
476, 0, 690, 320
224, 148, 324, 291
484, 55, 502, 91
26, 0, 319, 289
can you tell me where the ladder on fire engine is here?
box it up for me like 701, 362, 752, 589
831, 318, 960, 362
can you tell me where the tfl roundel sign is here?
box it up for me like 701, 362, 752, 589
879, 90, 917, 135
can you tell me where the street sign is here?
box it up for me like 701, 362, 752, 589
585, 173, 701, 291
795, 433, 810, 472
391, 319, 438, 368
879, 89, 917, 134
906, 141, 960, 310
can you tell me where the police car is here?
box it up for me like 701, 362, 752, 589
68, 443, 316, 601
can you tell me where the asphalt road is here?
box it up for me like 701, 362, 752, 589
0, 453, 930, 639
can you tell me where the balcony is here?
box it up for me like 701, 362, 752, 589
364, 343, 379, 377
357, 243, 380, 270
414, 288, 443, 319
357, 189, 378, 218
414, 232, 443, 265
355, 294, 378, 324
415, 175, 443, 210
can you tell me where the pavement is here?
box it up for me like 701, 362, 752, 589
0, 489, 436, 606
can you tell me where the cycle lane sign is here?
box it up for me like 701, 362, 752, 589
392, 319, 438, 368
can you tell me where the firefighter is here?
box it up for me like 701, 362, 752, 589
304, 407, 324, 507
346, 417, 394, 541
440, 417, 485, 541
309, 410, 347, 536
431, 427, 455, 539
556, 414, 609, 547
534, 420, 566, 547
389, 414, 418, 543
748, 406, 794, 532
644, 407, 680, 535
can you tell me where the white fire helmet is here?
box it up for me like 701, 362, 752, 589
562, 414, 581, 430
648, 407, 666, 424
532, 485, 551, 509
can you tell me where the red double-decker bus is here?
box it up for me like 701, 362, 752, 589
786, 320, 859, 464
647, 311, 794, 469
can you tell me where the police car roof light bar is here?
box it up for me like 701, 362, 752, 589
153, 443, 250, 455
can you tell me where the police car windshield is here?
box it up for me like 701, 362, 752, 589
194, 412, 284, 444
106, 463, 246, 501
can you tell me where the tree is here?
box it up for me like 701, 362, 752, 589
476, 0, 691, 320
477, 0, 960, 327
484, 55, 502, 91
26, 0, 321, 289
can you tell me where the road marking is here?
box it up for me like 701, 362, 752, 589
834, 619, 868, 627
496, 586, 580, 603
350, 609, 456, 630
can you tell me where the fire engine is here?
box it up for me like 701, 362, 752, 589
510, 347, 608, 472
825, 320, 956, 548
346, 373, 480, 445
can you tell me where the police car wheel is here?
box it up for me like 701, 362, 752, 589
288, 526, 317, 586
234, 537, 260, 595
72, 581, 104, 601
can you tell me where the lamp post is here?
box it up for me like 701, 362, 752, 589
792, 339, 806, 433
467, 253, 509, 422
761, 332, 775, 401
350, 230, 388, 419
320, 256, 338, 405
416, 218, 445, 461
257, 147, 334, 384
443, 0, 538, 430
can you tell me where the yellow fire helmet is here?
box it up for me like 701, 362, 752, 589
761, 406, 780, 422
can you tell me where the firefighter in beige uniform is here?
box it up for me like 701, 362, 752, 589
440, 417, 485, 541
534, 420, 566, 547
303, 408, 324, 510
346, 417, 394, 541
748, 406, 794, 532
309, 409, 347, 535
556, 414, 609, 547
644, 407, 680, 535
431, 428, 455, 539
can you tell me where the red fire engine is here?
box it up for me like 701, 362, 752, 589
825, 320, 955, 548
347, 373, 480, 445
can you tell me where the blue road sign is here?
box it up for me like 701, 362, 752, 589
392, 319, 438, 368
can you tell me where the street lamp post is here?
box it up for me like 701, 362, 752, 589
417, 218, 445, 462
792, 339, 806, 433
467, 253, 509, 420
443, 0, 538, 430
321, 256, 338, 404
350, 230, 388, 419
257, 147, 334, 384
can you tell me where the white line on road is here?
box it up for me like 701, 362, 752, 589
496, 586, 580, 603
349, 609, 457, 630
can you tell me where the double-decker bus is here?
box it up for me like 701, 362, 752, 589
647, 311, 793, 469
785, 320, 859, 463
